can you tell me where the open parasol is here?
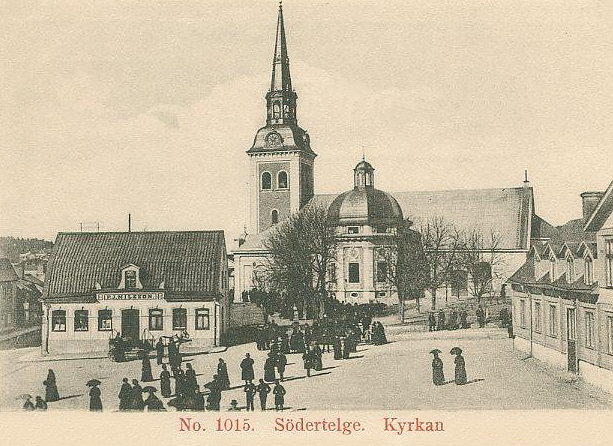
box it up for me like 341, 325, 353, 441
429, 349, 442, 355
16, 394, 32, 400
450, 347, 463, 355
142, 386, 157, 393
86, 379, 102, 387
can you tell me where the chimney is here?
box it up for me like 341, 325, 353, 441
580, 191, 604, 220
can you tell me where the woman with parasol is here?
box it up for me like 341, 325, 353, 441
86, 379, 103, 411
44, 369, 60, 402
429, 349, 445, 385
142, 386, 165, 411
450, 347, 467, 385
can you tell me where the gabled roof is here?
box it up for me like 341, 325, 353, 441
585, 180, 613, 232
577, 241, 597, 259
44, 231, 226, 300
0, 258, 19, 282
559, 242, 581, 258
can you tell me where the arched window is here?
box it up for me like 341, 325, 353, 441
278, 171, 288, 189
273, 102, 281, 119
271, 209, 279, 224
261, 172, 272, 190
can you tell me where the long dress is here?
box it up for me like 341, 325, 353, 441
141, 356, 154, 382
130, 383, 145, 411
264, 357, 276, 382
217, 362, 230, 390
89, 386, 103, 411
118, 382, 132, 410
44, 370, 60, 402
454, 354, 467, 385
273, 384, 286, 409
432, 357, 445, 385
313, 346, 323, 371
160, 370, 172, 398
240, 357, 255, 382
145, 394, 165, 411
185, 368, 198, 391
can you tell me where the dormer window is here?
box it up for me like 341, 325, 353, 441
566, 256, 574, 283
125, 270, 137, 289
119, 264, 142, 290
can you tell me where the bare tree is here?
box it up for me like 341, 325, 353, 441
262, 204, 337, 319
418, 216, 462, 310
456, 229, 505, 303
382, 219, 429, 320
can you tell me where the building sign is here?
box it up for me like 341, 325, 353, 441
97, 292, 165, 301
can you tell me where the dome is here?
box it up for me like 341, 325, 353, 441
327, 159, 403, 226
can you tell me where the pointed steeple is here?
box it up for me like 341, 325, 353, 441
266, 1, 297, 126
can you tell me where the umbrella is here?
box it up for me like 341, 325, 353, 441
429, 349, 442, 355
450, 347, 462, 355
86, 379, 102, 387
142, 386, 157, 393
16, 394, 32, 400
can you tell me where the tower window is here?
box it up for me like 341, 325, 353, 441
273, 102, 281, 119
278, 171, 288, 189
261, 172, 272, 190
271, 209, 279, 224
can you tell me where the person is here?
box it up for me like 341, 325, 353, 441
273, 380, 286, 411
155, 338, 165, 365
428, 312, 436, 332
34, 396, 47, 410
276, 352, 287, 381
459, 309, 468, 329
89, 383, 103, 412
118, 377, 132, 410
256, 379, 270, 411
280, 333, 290, 354
341, 337, 350, 359
264, 353, 276, 382
141, 353, 154, 382
217, 358, 230, 390
204, 375, 221, 411
302, 348, 313, 377
244, 382, 257, 411
377, 322, 388, 343
476, 306, 486, 328
453, 349, 467, 385
160, 365, 172, 398
144, 390, 165, 411
240, 353, 255, 384
228, 399, 240, 411
174, 366, 186, 397
168, 339, 177, 367
185, 363, 198, 392
193, 385, 205, 411
130, 379, 145, 411
44, 369, 59, 402
312, 344, 323, 371
437, 310, 446, 331
113, 333, 125, 361
333, 336, 342, 360
448, 310, 458, 330
430, 351, 445, 385
22, 396, 35, 411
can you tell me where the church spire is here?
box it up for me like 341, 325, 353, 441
266, 1, 297, 126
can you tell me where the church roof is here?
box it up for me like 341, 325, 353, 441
44, 231, 226, 300
328, 188, 404, 226
391, 187, 532, 250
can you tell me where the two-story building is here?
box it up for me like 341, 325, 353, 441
508, 181, 613, 393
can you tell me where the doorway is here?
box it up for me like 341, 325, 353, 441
121, 309, 140, 342
566, 307, 578, 373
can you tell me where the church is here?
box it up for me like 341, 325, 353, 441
233, 4, 547, 306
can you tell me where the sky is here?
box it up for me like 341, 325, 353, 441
1, 0, 612, 244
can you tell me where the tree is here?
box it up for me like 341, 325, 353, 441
382, 219, 429, 320
262, 204, 337, 320
417, 217, 462, 310
456, 229, 505, 303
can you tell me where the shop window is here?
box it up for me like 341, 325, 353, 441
585, 311, 595, 348
74, 309, 89, 331
149, 309, 164, 331
51, 310, 66, 332
376, 261, 388, 283
195, 308, 210, 330
261, 172, 272, 190
98, 309, 113, 331
278, 171, 288, 189
348, 262, 360, 283
548, 304, 557, 337
173, 308, 187, 330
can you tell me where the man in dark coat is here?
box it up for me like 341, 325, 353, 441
476, 306, 486, 328
118, 377, 132, 410
264, 353, 276, 382
193, 385, 205, 411
428, 312, 436, 332
276, 352, 287, 381
240, 353, 255, 384
155, 338, 165, 365
302, 349, 313, 377
256, 379, 270, 411
273, 380, 286, 411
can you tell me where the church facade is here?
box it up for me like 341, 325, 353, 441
233, 4, 547, 306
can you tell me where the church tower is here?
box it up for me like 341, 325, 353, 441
247, 3, 316, 234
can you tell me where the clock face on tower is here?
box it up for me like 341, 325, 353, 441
265, 131, 283, 149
